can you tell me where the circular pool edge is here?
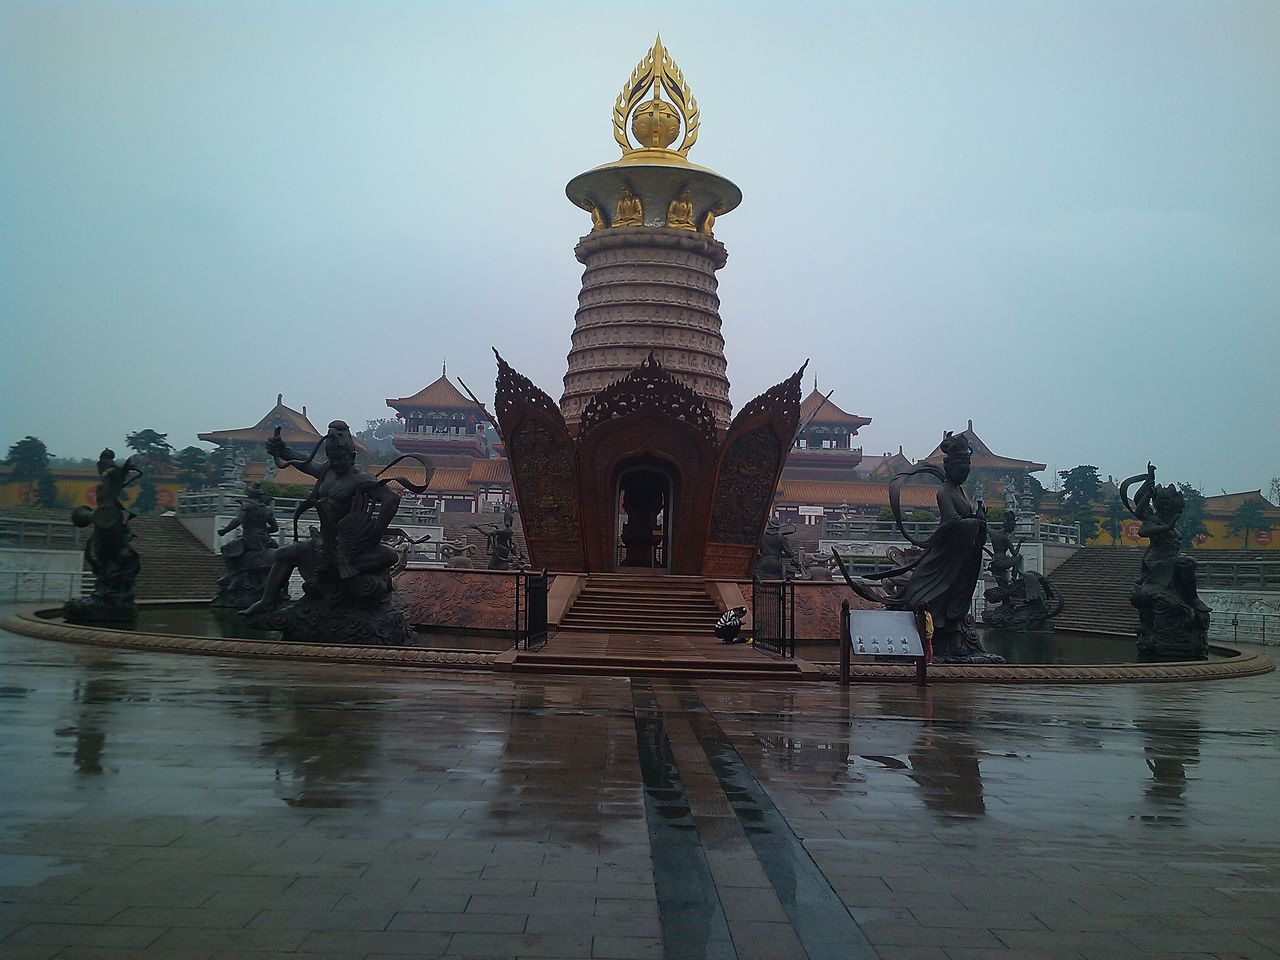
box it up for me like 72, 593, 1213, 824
3, 603, 1273, 684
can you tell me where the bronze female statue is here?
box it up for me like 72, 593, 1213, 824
834, 432, 1004, 663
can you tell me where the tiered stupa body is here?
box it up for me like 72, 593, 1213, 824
492, 37, 804, 576
561, 36, 742, 431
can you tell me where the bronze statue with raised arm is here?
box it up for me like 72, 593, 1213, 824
240, 421, 431, 645
64, 448, 143, 623
1120, 462, 1209, 660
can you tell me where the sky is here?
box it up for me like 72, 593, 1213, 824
2, 1, 1277, 495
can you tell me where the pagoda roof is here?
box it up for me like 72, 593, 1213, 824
799, 389, 871, 431
922, 420, 1046, 473
198, 395, 322, 447
1204, 490, 1280, 517
387, 371, 484, 414
775, 479, 937, 510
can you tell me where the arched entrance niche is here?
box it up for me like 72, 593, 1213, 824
614, 461, 674, 571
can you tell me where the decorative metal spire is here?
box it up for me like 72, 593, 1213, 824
612, 34, 700, 157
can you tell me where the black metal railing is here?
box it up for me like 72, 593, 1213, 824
751, 576, 796, 658
514, 568, 549, 649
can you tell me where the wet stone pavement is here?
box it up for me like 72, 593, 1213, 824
1, 625, 1278, 960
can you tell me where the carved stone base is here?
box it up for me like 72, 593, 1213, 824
982, 602, 1056, 633
1136, 627, 1208, 662
64, 596, 137, 625
933, 616, 1007, 665
211, 573, 286, 610
249, 590, 414, 646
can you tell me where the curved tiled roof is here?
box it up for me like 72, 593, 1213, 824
798, 389, 871, 430
387, 373, 485, 413
921, 420, 1046, 473
467, 459, 511, 484
198, 395, 322, 447
776, 479, 937, 510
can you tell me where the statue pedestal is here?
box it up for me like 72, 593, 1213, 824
250, 582, 414, 646
63, 596, 136, 625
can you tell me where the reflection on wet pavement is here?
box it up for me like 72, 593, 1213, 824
2, 623, 1279, 959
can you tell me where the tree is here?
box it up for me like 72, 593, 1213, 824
4, 436, 51, 484
1058, 465, 1102, 543
205, 446, 230, 487
125, 429, 173, 465
356, 419, 398, 460
1102, 497, 1126, 546
174, 446, 210, 490
1176, 484, 1210, 547
124, 429, 173, 514
1226, 500, 1274, 549
34, 472, 59, 507
1270, 476, 1280, 506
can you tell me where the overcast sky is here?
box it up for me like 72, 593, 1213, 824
2, 1, 1277, 494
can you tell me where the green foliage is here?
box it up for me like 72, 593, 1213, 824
260, 481, 311, 499
4, 436, 50, 483
1271, 476, 1280, 506
1059, 465, 1102, 543
174, 446, 210, 490
985, 505, 1006, 524
1175, 484, 1210, 546
125, 429, 174, 466
357, 419, 398, 460
876, 507, 895, 522
1102, 497, 1126, 546
34, 472, 59, 507
1226, 500, 1274, 549
205, 447, 230, 487
133, 474, 158, 514
906, 510, 936, 524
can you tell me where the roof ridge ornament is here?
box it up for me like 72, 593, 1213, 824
612, 33, 700, 157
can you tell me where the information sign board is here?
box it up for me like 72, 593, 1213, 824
847, 609, 925, 658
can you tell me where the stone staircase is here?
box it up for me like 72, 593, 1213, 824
558, 574, 723, 635
1048, 546, 1268, 637
129, 516, 224, 600
1048, 546, 1141, 636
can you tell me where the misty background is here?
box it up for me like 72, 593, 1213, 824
2, 1, 1277, 493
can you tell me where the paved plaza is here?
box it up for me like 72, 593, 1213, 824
2, 625, 1278, 960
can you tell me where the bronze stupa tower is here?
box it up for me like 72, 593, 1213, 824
561, 36, 741, 430
493, 37, 803, 576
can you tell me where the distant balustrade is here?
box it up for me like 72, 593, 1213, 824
822, 516, 1082, 545
1198, 561, 1280, 591
0, 517, 81, 550
177, 489, 440, 525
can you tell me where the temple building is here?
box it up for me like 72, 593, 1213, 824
197, 395, 322, 459
385, 366, 493, 468
783, 386, 872, 481
921, 419, 1046, 484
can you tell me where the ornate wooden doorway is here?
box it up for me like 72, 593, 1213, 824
614, 464, 673, 571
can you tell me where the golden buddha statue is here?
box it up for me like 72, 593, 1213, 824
699, 203, 723, 235
614, 186, 644, 227
666, 188, 696, 230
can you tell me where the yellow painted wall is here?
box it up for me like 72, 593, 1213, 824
1084, 513, 1278, 550
0, 471, 185, 512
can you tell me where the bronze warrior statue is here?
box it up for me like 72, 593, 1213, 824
241, 422, 431, 645
834, 431, 1005, 663
64, 448, 143, 623
980, 511, 1063, 632
1120, 462, 1209, 660
211, 484, 285, 609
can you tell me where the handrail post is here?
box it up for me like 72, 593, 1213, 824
839, 599, 850, 686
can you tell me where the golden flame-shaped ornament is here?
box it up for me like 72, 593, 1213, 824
612, 34, 700, 157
